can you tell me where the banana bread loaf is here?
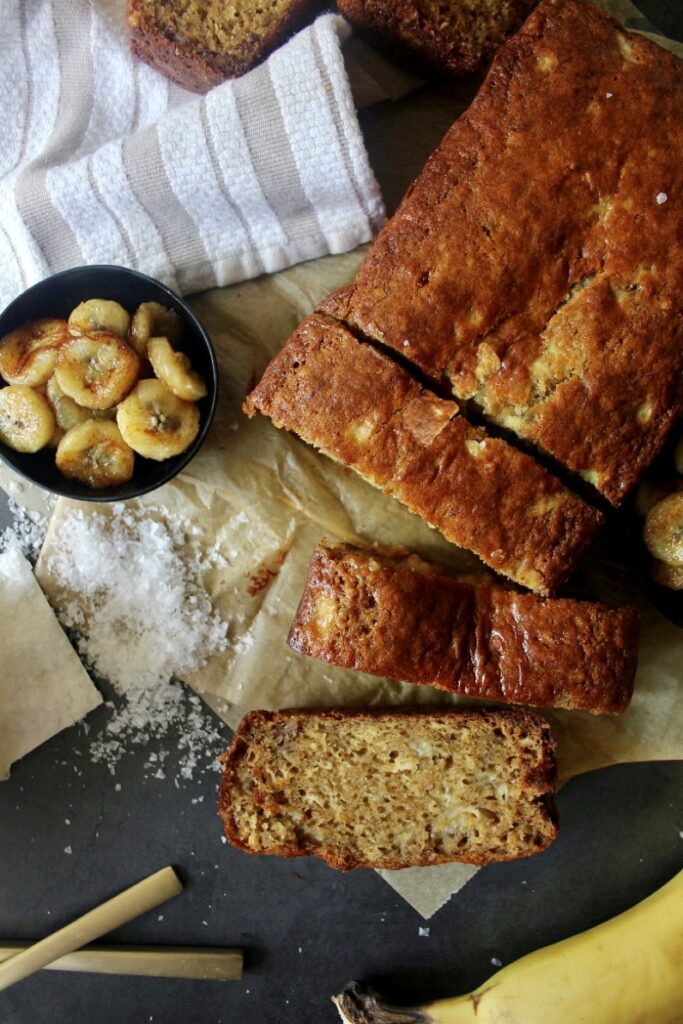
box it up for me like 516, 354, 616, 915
327, 0, 683, 505
218, 707, 558, 870
243, 311, 602, 594
127, 0, 320, 92
336, 0, 537, 79
288, 542, 639, 713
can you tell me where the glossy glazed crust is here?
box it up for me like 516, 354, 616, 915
243, 311, 602, 594
127, 0, 318, 92
336, 0, 537, 79
218, 707, 558, 870
288, 543, 639, 713
336, 0, 683, 504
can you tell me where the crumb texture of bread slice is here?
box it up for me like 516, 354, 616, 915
244, 311, 602, 594
337, 0, 537, 78
219, 707, 558, 870
288, 543, 639, 713
336, 0, 683, 504
128, 0, 319, 92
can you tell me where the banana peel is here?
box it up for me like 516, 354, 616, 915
333, 870, 683, 1024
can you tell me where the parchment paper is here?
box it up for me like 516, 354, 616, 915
3, 0, 682, 917
0, 546, 102, 780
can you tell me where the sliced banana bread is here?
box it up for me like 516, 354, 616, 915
128, 0, 320, 92
243, 311, 602, 595
288, 542, 639, 714
218, 707, 558, 870
337, 0, 537, 79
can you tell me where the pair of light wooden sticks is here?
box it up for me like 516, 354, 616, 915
0, 866, 242, 992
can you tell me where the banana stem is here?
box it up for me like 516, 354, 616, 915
332, 982, 474, 1024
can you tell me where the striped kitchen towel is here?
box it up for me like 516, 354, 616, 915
0, 2, 392, 308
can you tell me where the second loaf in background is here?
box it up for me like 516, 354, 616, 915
288, 542, 639, 713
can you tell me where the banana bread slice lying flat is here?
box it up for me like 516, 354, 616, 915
289, 542, 639, 714
218, 707, 558, 870
243, 311, 602, 594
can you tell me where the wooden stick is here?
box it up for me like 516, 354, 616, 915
0, 866, 182, 993
0, 943, 242, 981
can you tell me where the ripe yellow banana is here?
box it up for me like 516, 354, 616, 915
333, 870, 683, 1024
643, 493, 683, 566
0, 318, 67, 386
68, 298, 130, 337
147, 336, 207, 401
128, 301, 181, 357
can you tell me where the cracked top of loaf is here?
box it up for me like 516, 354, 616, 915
332, 0, 683, 505
244, 311, 602, 593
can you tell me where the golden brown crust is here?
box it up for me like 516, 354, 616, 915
336, 0, 683, 505
244, 311, 602, 594
218, 707, 558, 870
127, 0, 320, 93
336, 0, 538, 79
288, 542, 638, 713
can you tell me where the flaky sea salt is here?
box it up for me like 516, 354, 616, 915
656, 192, 668, 205
0, 499, 50, 563
43, 505, 230, 779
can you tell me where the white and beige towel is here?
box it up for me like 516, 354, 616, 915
0, 0, 393, 308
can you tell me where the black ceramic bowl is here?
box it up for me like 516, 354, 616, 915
0, 266, 218, 502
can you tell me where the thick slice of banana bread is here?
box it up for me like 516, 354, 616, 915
243, 312, 602, 594
127, 0, 319, 92
336, 0, 537, 79
288, 542, 639, 713
219, 707, 558, 869
330, 0, 683, 505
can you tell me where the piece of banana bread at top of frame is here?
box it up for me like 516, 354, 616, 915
243, 311, 602, 595
327, 0, 683, 506
288, 542, 639, 714
218, 707, 558, 870
336, 0, 538, 79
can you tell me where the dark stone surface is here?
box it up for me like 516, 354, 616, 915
1, 4, 682, 1021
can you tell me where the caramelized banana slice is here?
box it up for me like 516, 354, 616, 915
68, 299, 130, 337
56, 420, 134, 488
46, 374, 92, 431
128, 302, 181, 357
0, 385, 56, 452
0, 318, 67, 386
147, 336, 207, 401
643, 492, 683, 566
55, 332, 140, 410
651, 558, 683, 591
117, 379, 199, 460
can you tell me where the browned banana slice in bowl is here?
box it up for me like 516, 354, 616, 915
117, 379, 200, 460
56, 419, 135, 488
0, 318, 67, 386
147, 336, 207, 401
0, 385, 56, 452
55, 332, 140, 410
68, 298, 130, 337
128, 302, 182, 357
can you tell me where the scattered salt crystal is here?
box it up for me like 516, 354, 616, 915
220, 836, 227, 844
64, 845, 72, 855
656, 192, 668, 204
418, 927, 430, 937
490, 957, 502, 967
114, 783, 122, 792
679, 830, 683, 839
298, 946, 303, 954
43, 505, 230, 779
65, 818, 70, 825
0, 499, 51, 563
202, 920, 208, 926
605, 91, 613, 98
158, 915, 164, 922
